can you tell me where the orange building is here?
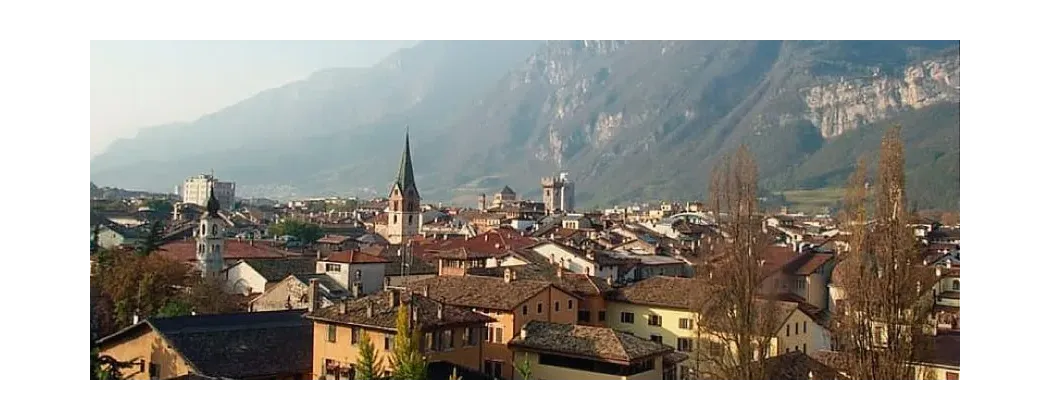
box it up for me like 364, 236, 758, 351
403, 269, 579, 379
304, 287, 494, 379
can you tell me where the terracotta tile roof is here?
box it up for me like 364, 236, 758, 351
557, 273, 614, 297
509, 321, 674, 364
403, 275, 554, 311
663, 351, 691, 365
324, 250, 390, 264
608, 275, 701, 310
304, 291, 494, 332
157, 239, 295, 263
792, 253, 835, 275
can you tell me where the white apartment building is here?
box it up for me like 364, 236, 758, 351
180, 174, 236, 210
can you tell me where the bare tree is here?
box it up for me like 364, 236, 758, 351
691, 145, 782, 380
832, 125, 935, 380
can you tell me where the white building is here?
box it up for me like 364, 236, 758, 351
181, 174, 236, 210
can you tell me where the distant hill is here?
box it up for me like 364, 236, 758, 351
91, 40, 960, 210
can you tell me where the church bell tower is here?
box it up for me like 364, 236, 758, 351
387, 128, 421, 245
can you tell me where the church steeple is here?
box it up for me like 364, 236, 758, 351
206, 185, 221, 216
394, 127, 417, 197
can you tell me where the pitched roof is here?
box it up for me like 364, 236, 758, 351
156, 239, 294, 262
608, 276, 701, 310
760, 351, 847, 380
403, 275, 554, 311
324, 250, 389, 264
304, 291, 494, 332
498, 185, 516, 195
316, 234, 352, 244
508, 321, 674, 364
97, 310, 311, 379
238, 258, 317, 282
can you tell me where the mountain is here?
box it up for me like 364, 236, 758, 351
91, 40, 960, 210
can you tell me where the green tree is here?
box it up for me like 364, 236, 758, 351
391, 305, 427, 380
156, 299, 194, 318
355, 333, 382, 380
514, 358, 533, 380
268, 220, 324, 244
136, 220, 165, 257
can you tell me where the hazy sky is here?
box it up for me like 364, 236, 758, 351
90, 41, 417, 157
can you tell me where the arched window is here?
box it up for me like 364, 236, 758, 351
211, 224, 218, 235
952, 280, 960, 291
201, 222, 207, 235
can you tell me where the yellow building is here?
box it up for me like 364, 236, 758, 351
304, 287, 494, 379
509, 321, 679, 379
606, 276, 831, 379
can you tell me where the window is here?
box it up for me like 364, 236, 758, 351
408, 215, 413, 224
795, 323, 799, 335
705, 340, 724, 358
650, 334, 663, 344
325, 263, 342, 272
803, 343, 807, 354
467, 328, 480, 346
786, 325, 791, 337
495, 327, 503, 343
620, 312, 635, 324
428, 333, 438, 351
555, 301, 560, 312
578, 310, 591, 323
522, 305, 528, 315
803, 321, 807, 333
796, 278, 805, 290
484, 360, 505, 379
537, 303, 543, 314
677, 338, 694, 352
327, 324, 337, 342
679, 318, 694, 330
444, 330, 454, 350
598, 311, 606, 322
484, 327, 490, 342
952, 280, 960, 291
393, 215, 397, 223
149, 363, 159, 379
350, 327, 361, 345
384, 334, 393, 351
568, 300, 574, 309
648, 314, 662, 327
794, 345, 799, 351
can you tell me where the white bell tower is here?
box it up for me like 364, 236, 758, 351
196, 186, 225, 278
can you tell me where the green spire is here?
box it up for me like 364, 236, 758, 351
395, 127, 417, 195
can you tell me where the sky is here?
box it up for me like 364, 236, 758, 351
90, 41, 418, 157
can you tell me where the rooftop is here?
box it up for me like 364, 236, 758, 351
508, 321, 674, 364
608, 275, 700, 310
324, 250, 390, 264
156, 239, 295, 262
235, 258, 316, 282
403, 275, 557, 311
96, 310, 311, 379
304, 290, 494, 332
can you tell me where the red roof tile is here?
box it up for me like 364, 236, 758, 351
157, 239, 294, 262
324, 250, 390, 264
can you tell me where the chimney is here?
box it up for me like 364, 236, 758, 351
316, 249, 322, 260
520, 325, 528, 340
308, 279, 320, 312
366, 300, 374, 318
412, 306, 419, 323
504, 268, 513, 283
936, 267, 943, 277
351, 282, 361, 298
946, 260, 952, 269
556, 264, 563, 279
423, 285, 430, 298
132, 313, 140, 325
437, 301, 445, 320
339, 299, 348, 314
388, 289, 401, 308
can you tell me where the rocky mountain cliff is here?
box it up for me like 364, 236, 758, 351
91, 40, 960, 210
